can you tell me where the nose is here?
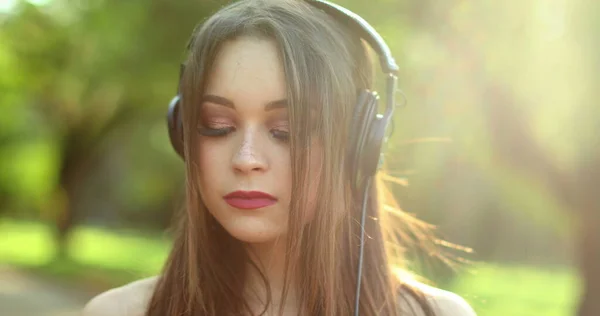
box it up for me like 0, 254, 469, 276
231, 131, 268, 174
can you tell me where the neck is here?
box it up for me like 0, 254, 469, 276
243, 235, 299, 313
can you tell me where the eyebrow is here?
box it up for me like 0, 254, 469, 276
201, 94, 288, 111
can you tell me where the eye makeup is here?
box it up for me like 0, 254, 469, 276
197, 106, 290, 142
197, 122, 235, 137
266, 115, 290, 142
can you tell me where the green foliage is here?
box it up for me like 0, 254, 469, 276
0, 140, 59, 202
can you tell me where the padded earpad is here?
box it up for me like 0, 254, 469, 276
167, 95, 184, 159
348, 90, 382, 187
362, 110, 386, 177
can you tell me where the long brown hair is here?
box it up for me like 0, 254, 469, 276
147, 0, 438, 315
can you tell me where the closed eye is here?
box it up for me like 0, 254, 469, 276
271, 129, 289, 142
197, 124, 289, 142
197, 126, 235, 137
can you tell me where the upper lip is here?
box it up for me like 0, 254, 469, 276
223, 190, 277, 200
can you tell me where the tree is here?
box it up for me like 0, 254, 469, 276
0, 0, 219, 255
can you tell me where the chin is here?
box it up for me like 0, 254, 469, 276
219, 217, 287, 244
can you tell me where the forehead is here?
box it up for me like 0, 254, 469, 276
204, 36, 287, 105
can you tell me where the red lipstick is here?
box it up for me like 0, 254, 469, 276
223, 191, 277, 210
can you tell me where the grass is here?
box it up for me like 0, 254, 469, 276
0, 219, 170, 290
450, 264, 580, 316
0, 219, 580, 315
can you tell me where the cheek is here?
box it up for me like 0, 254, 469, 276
272, 147, 293, 197
197, 141, 226, 194
304, 147, 323, 222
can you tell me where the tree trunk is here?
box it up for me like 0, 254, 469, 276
578, 214, 600, 316
483, 84, 599, 316
574, 160, 600, 316
54, 131, 95, 258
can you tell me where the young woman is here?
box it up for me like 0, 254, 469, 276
83, 0, 476, 315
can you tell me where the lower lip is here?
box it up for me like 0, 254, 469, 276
224, 198, 277, 210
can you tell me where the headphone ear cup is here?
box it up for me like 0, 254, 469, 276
348, 90, 379, 187
363, 109, 387, 177
167, 95, 185, 159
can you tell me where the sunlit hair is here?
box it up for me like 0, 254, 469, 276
147, 0, 439, 315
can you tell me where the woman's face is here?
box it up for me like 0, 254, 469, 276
197, 36, 321, 244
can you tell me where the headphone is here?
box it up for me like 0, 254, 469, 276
166, 1, 399, 315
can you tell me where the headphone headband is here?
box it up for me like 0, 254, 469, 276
308, 0, 399, 133
308, 0, 399, 75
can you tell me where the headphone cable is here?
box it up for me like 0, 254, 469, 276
354, 177, 372, 316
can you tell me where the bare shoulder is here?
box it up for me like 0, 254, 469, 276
400, 281, 477, 316
418, 282, 477, 316
82, 276, 159, 316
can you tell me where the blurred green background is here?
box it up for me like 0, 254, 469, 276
1, 0, 598, 315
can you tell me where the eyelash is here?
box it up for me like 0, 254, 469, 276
197, 126, 289, 142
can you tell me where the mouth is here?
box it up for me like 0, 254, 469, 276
223, 190, 278, 210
